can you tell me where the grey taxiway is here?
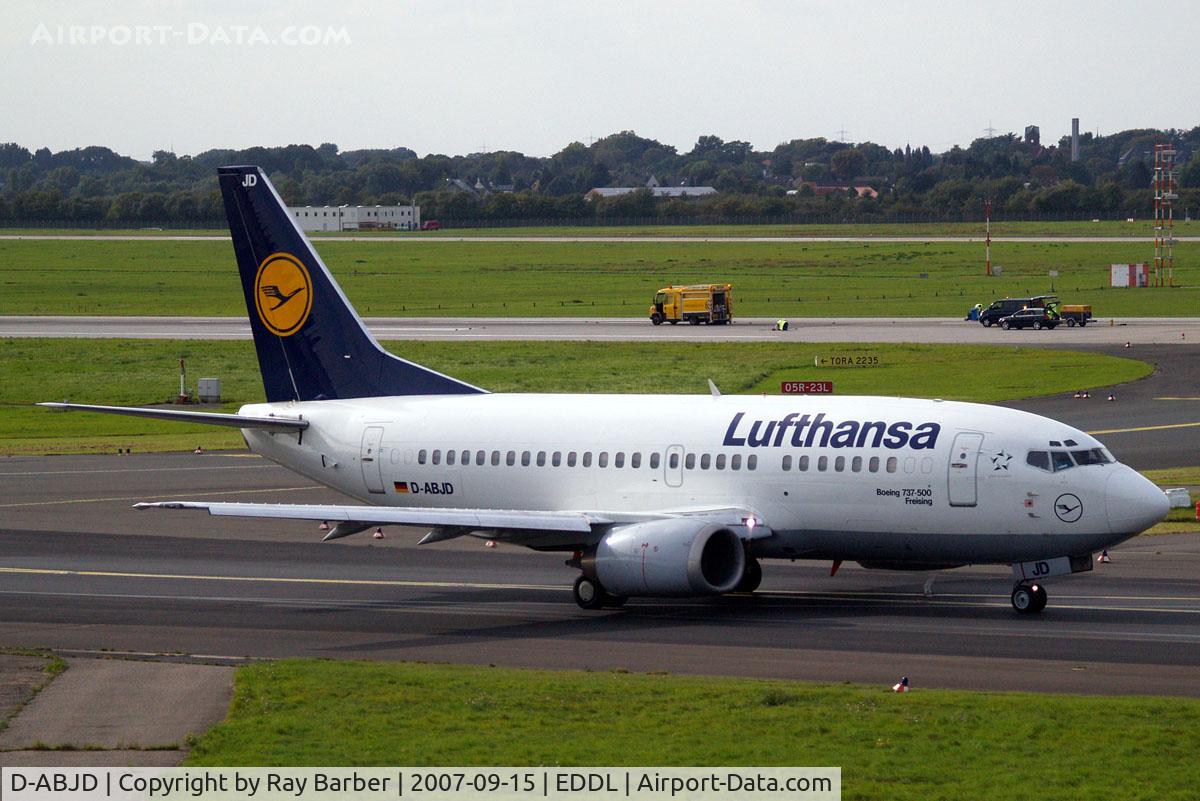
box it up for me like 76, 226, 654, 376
1, 320, 1197, 695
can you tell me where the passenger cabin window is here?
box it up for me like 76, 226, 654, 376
631, 452, 641, 468
521, 451, 531, 466
1026, 450, 1050, 471
552, 451, 562, 467
747, 454, 757, 470
418, 449, 427, 464
834, 456, 845, 472
598, 452, 608, 468
461, 450, 469, 465
700, 454, 711, 470
506, 451, 516, 466
716, 454, 726, 470
684, 453, 695, 469
446, 450, 456, 466
731, 454, 741, 471
582, 452, 593, 468
668, 453, 679, 469
615, 452, 625, 468
782, 455, 792, 471
868, 456, 879, 473
886, 456, 897, 473
851, 456, 862, 472
817, 456, 828, 472
650, 453, 661, 469
798, 455, 810, 472
537, 451, 546, 467
491, 450, 501, 466
476, 450, 486, 466
568, 451, 577, 467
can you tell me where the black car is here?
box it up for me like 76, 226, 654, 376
978, 295, 1058, 327
997, 308, 1058, 330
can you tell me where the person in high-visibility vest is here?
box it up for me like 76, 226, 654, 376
775, 319, 789, 331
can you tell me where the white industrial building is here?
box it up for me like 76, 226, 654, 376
288, 205, 420, 232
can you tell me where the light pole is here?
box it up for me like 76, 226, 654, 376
984, 198, 993, 277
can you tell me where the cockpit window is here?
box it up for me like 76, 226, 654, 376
1026, 450, 1050, 471
1071, 448, 1112, 465
1051, 451, 1074, 471
1064, 439, 1078, 446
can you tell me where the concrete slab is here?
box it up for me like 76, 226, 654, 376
0, 659, 232, 752
0, 654, 54, 727
0, 749, 183, 767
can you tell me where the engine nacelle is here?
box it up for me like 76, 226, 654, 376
584, 519, 745, 597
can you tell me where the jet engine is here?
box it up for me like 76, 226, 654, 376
582, 519, 745, 597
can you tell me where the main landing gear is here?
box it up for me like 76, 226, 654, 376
734, 557, 762, 593
572, 575, 627, 610
1011, 581, 1048, 614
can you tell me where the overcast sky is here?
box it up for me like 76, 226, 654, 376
5, 1, 1198, 160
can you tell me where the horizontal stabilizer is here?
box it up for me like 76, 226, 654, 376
38, 402, 307, 431
134, 501, 599, 534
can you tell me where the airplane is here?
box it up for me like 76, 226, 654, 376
42, 165, 1170, 614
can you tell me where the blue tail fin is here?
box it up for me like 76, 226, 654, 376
217, 166, 484, 402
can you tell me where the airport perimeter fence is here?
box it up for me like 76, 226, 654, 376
0, 210, 1169, 231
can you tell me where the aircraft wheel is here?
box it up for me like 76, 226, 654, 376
1030, 584, 1048, 612
573, 575, 608, 610
650, 313, 663, 326
1011, 583, 1046, 614
735, 557, 762, 593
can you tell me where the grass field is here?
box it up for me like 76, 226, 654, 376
183, 660, 1200, 800
0, 338, 1151, 455
4, 219, 1199, 238
0, 237, 1194, 318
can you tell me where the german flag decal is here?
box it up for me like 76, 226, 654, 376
394, 481, 409, 493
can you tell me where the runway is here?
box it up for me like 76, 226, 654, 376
0, 452, 1198, 696
5, 314, 1200, 345
4, 234, 1199, 243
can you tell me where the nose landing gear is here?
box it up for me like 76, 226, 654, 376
1011, 582, 1048, 614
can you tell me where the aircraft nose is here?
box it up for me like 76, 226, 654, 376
1106, 467, 1169, 535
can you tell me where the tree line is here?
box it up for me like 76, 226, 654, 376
3, 127, 1200, 226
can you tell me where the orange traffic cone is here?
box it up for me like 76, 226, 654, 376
318, 521, 330, 531
1098, 550, 1111, 564
1107, 393, 1116, 402
892, 676, 910, 693
485, 540, 497, 548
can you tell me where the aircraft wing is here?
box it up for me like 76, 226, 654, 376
134, 501, 604, 542
133, 501, 771, 548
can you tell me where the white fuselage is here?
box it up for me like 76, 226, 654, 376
240, 393, 1162, 564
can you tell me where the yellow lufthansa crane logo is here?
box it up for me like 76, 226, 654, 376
254, 253, 313, 336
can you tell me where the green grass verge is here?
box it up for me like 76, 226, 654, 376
1, 338, 1150, 455
4, 219, 1198, 237
184, 660, 1200, 800
0, 238, 1194, 317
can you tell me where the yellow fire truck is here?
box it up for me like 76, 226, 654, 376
649, 283, 733, 325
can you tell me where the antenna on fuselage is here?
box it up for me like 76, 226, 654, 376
707, 379, 721, 399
